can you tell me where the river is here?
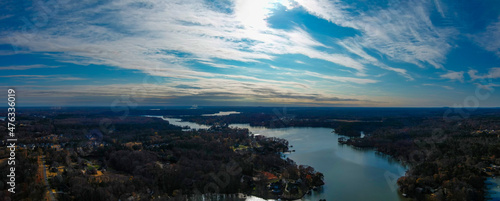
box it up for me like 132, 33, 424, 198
486, 177, 500, 201
148, 115, 409, 200
230, 124, 408, 201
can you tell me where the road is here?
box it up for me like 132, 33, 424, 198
40, 156, 56, 201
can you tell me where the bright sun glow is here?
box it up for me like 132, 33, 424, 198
234, 0, 283, 29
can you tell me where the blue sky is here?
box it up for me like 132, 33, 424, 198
1, 0, 500, 107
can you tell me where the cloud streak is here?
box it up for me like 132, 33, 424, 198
3, 82, 382, 106
468, 68, 500, 80
0, 74, 85, 81
1, 0, 498, 106
422, 83, 453, 90
473, 17, 500, 57
296, 0, 456, 69
0, 64, 60, 70
0, 0, 393, 106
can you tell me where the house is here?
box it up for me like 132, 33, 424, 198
261, 171, 278, 181
86, 129, 103, 141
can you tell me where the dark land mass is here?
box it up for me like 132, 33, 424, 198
129, 106, 500, 137
0, 107, 324, 201
340, 115, 500, 200
2, 106, 500, 200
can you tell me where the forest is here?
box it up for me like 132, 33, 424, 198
2, 106, 500, 200
0, 108, 324, 201
342, 116, 500, 200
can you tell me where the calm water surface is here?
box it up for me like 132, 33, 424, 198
486, 177, 500, 201
149, 115, 410, 200
230, 124, 408, 201
202, 111, 241, 116
145, 116, 210, 129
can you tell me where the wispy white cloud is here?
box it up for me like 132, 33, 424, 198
433, 0, 446, 18
293, 0, 349, 26
197, 61, 241, 69
0, 0, 393, 106
468, 68, 500, 80
337, 38, 413, 80
295, 60, 306, 64
473, 17, 500, 57
440, 70, 464, 82
6, 81, 382, 106
0, 0, 371, 81
268, 65, 377, 84
1, 0, 481, 106
474, 83, 500, 91
422, 83, 453, 90
303, 71, 378, 84
467, 68, 500, 90
296, 0, 456, 69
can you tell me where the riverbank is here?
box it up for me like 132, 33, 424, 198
228, 124, 408, 201
146, 116, 325, 200
342, 118, 500, 200
150, 116, 407, 200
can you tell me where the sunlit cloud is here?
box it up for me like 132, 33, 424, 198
0, 0, 499, 106
296, 0, 456, 69
1, 0, 371, 78
5, 82, 381, 106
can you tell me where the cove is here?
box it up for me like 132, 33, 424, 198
230, 124, 408, 201
148, 115, 409, 201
